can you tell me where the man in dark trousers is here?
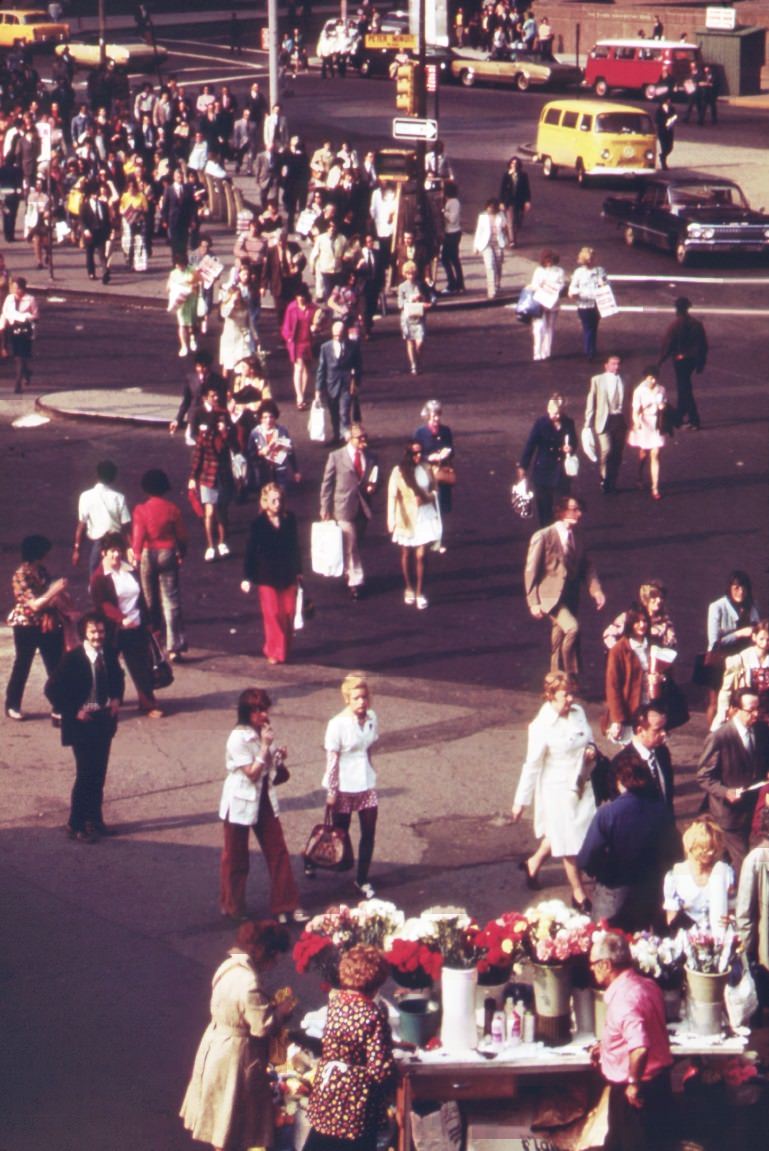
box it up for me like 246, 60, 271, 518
697, 687, 769, 875
658, 295, 708, 430
315, 320, 363, 444
524, 495, 605, 677
45, 612, 124, 844
80, 181, 112, 283
161, 167, 196, 264
319, 423, 378, 600
498, 155, 531, 247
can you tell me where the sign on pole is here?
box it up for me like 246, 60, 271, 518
392, 117, 439, 142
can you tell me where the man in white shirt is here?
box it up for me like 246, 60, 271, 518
72, 460, 132, 575
584, 354, 627, 494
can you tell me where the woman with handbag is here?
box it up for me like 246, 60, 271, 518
0, 276, 39, 393
310, 674, 379, 900
396, 260, 431, 376
567, 246, 607, 361
180, 918, 295, 1149
414, 400, 454, 546
303, 945, 394, 1151
526, 249, 565, 362
218, 687, 307, 924
90, 532, 164, 718
5, 534, 68, 722
387, 442, 442, 611
131, 468, 188, 663
516, 393, 577, 527
627, 366, 669, 501
511, 671, 597, 912
240, 483, 302, 666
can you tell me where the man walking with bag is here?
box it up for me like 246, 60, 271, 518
319, 424, 378, 601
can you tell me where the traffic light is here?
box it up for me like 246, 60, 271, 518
395, 61, 417, 115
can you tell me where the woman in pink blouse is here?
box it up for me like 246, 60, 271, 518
280, 284, 321, 410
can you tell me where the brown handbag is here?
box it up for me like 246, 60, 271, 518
432, 463, 457, 486
303, 806, 354, 872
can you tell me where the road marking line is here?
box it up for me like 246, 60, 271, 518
172, 67, 268, 80
609, 274, 769, 285
166, 46, 262, 66
164, 38, 266, 56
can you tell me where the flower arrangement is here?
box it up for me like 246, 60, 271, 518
523, 899, 594, 967
292, 901, 404, 985
683, 926, 739, 975
474, 912, 530, 977
422, 905, 480, 969
630, 932, 687, 990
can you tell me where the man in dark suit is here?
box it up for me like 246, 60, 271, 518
161, 168, 196, 264
45, 612, 124, 844
524, 495, 605, 676
498, 155, 531, 247
658, 295, 708, 431
315, 320, 363, 445
319, 423, 378, 599
608, 703, 675, 808
80, 184, 112, 283
697, 688, 769, 874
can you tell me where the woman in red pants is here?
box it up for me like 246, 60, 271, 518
219, 686, 307, 924
240, 483, 303, 665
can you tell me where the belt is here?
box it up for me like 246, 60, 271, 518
212, 1023, 249, 1038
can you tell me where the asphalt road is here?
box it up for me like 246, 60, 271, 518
0, 29, 768, 1151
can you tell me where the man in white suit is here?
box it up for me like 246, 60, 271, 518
584, 354, 627, 493
319, 424, 379, 600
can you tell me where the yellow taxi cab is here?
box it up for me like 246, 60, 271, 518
535, 98, 657, 186
0, 8, 70, 48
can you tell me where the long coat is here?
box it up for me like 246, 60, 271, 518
180, 951, 279, 1149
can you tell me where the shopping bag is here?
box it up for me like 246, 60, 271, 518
515, 285, 543, 323
581, 425, 598, 463
293, 585, 305, 631
725, 956, 759, 1030
594, 282, 618, 318
311, 521, 344, 578
308, 399, 328, 443
303, 806, 354, 872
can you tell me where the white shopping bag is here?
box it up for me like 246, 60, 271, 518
581, 425, 598, 463
308, 399, 328, 443
594, 282, 618, 318
311, 521, 344, 578
293, 585, 304, 631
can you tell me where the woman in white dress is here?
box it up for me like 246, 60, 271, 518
627, 366, 668, 501
527, 249, 565, 362
512, 672, 597, 912
387, 441, 442, 611
397, 260, 432, 375
315, 673, 379, 900
664, 817, 734, 937
219, 265, 254, 377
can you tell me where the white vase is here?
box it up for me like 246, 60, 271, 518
440, 966, 478, 1052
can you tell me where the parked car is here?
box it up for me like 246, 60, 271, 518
536, 99, 656, 185
379, 9, 410, 34
353, 41, 449, 79
603, 174, 769, 265
449, 45, 582, 91
55, 38, 168, 69
584, 39, 704, 100
0, 8, 69, 48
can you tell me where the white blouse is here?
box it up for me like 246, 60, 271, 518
323, 709, 378, 794
219, 725, 280, 825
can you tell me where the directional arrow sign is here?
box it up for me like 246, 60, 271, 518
392, 117, 439, 142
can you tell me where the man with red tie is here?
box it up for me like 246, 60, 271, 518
319, 424, 379, 601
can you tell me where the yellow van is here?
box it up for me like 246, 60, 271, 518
535, 99, 656, 185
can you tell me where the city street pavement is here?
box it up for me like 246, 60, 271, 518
2, 21, 769, 1151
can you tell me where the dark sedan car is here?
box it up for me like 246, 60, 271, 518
602, 174, 769, 265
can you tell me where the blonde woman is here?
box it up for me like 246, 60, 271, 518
314, 673, 379, 899
527, 249, 565, 361
568, 246, 607, 360
387, 441, 442, 610
512, 671, 597, 912
628, 366, 669, 500
663, 817, 734, 937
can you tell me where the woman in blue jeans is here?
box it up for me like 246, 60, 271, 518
132, 469, 188, 661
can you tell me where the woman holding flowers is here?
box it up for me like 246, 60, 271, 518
512, 672, 597, 913
314, 673, 379, 901
663, 816, 734, 937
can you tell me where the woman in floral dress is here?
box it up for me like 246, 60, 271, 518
304, 945, 394, 1151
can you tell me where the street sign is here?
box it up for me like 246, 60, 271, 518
392, 117, 439, 142
365, 32, 417, 50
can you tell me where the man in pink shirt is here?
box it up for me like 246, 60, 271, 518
589, 931, 674, 1150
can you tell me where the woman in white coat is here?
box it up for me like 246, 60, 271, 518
527, 249, 565, 361
180, 919, 293, 1151
512, 671, 597, 912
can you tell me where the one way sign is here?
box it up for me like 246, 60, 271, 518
392, 117, 439, 142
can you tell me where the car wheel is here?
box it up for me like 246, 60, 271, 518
515, 72, 530, 92
594, 77, 608, 97
624, 225, 638, 248
460, 68, 474, 88
576, 160, 587, 187
644, 83, 659, 101
542, 156, 557, 179
675, 241, 689, 266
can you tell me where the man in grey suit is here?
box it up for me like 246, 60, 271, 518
697, 688, 769, 874
319, 424, 379, 600
584, 353, 626, 493
524, 495, 605, 675
232, 107, 258, 175
315, 320, 363, 444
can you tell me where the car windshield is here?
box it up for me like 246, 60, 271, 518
22, 13, 50, 22
669, 184, 748, 210
596, 112, 653, 134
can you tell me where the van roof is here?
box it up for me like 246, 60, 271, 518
591, 39, 699, 50
541, 99, 654, 115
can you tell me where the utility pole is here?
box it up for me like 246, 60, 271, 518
268, 0, 279, 106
